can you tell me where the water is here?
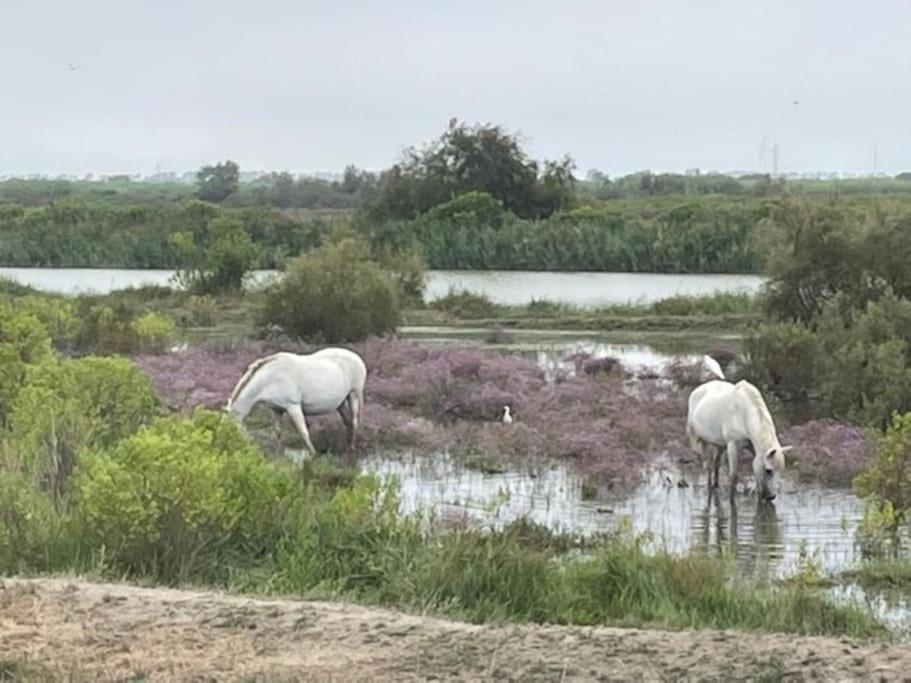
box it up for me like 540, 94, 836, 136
425, 269, 764, 306
360, 452, 862, 579
360, 451, 911, 632
0, 266, 763, 307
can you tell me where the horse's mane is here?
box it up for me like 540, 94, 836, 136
734, 380, 783, 465
227, 354, 280, 408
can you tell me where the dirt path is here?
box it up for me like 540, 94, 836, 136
1, 578, 908, 682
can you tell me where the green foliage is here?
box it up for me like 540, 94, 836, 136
14, 296, 81, 352
186, 294, 218, 326
196, 160, 240, 202
10, 356, 159, 503
421, 191, 508, 228
430, 289, 499, 318
73, 409, 288, 582
366, 119, 576, 221
0, 471, 65, 573
130, 312, 177, 353
751, 294, 911, 426
744, 323, 821, 401
172, 216, 259, 294
259, 238, 399, 342
855, 412, 911, 545
0, 303, 53, 422
377, 245, 427, 305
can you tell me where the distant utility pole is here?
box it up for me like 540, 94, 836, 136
772, 143, 779, 177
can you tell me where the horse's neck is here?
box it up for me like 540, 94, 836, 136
229, 371, 268, 420
739, 396, 779, 454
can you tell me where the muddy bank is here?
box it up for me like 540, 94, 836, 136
1, 577, 908, 682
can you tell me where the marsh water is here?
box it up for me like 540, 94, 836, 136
357, 451, 911, 634
0, 267, 763, 307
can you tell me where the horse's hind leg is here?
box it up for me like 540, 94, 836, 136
711, 445, 722, 489
337, 400, 354, 452
726, 441, 739, 498
348, 389, 363, 451
286, 404, 317, 456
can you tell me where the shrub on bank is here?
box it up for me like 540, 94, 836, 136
10, 356, 159, 503
74, 409, 289, 582
259, 238, 399, 342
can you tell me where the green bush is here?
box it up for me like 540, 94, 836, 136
378, 246, 427, 305
430, 289, 498, 319
74, 409, 289, 582
173, 216, 259, 294
0, 471, 66, 573
259, 238, 399, 342
744, 323, 821, 401
131, 311, 177, 353
11, 356, 159, 503
14, 296, 81, 351
187, 294, 218, 326
855, 412, 911, 546
0, 303, 53, 422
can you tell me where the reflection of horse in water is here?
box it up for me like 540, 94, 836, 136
696, 489, 781, 580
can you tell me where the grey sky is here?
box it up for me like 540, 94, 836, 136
2, 0, 910, 176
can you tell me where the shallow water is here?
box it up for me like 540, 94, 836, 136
358, 451, 911, 632
0, 266, 763, 306
360, 452, 864, 578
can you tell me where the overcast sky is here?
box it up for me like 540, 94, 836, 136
2, 0, 910, 177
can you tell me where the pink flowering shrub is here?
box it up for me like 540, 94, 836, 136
134, 337, 872, 491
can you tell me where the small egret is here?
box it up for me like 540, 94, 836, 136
501, 406, 514, 425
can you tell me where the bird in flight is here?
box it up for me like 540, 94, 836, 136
66, 61, 78, 72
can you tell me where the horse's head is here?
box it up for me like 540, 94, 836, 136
754, 445, 791, 501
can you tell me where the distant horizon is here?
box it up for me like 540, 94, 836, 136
1, 166, 907, 183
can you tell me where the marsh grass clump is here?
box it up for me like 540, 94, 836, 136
431, 289, 499, 319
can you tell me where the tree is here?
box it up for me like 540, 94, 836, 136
196, 161, 240, 202
366, 119, 576, 221
172, 216, 258, 293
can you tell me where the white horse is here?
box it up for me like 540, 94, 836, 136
686, 356, 791, 501
225, 347, 367, 454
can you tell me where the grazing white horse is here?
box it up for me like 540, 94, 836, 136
686, 356, 791, 501
225, 347, 367, 455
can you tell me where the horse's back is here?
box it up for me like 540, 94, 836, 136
687, 380, 737, 445
312, 347, 367, 391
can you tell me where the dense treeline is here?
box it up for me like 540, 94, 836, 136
7, 192, 911, 273
4, 118, 911, 272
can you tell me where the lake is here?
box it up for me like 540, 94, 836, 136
0, 267, 764, 307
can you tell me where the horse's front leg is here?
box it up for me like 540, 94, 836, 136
271, 407, 285, 444
726, 441, 739, 499
286, 404, 317, 456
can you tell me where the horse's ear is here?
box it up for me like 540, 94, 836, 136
780, 445, 793, 454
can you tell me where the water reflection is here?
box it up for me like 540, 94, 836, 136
361, 452, 865, 580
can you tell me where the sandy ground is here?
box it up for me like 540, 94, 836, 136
1, 578, 909, 682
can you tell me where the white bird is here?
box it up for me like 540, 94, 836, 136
501, 406, 514, 425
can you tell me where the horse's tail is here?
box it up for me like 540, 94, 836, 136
227, 353, 279, 410
702, 355, 725, 381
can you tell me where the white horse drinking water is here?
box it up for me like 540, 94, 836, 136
686, 356, 791, 501
225, 347, 367, 455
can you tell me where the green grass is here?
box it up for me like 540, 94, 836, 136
842, 559, 911, 591
419, 290, 759, 333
